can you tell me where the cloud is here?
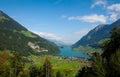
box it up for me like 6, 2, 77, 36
68, 14, 107, 23
73, 29, 90, 35
107, 4, 120, 21
31, 30, 79, 45
107, 4, 120, 12
91, 0, 107, 8
32, 31, 62, 41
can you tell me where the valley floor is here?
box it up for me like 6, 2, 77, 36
26, 55, 90, 77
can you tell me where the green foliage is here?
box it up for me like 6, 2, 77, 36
29, 65, 42, 77
73, 45, 102, 54
76, 27, 120, 77
76, 53, 106, 77
42, 56, 53, 77
102, 27, 120, 59
10, 51, 24, 77
17, 69, 30, 77
28, 55, 86, 77
92, 53, 106, 77
0, 50, 11, 77
0, 14, 9, 22
108, 49, 120, 77
73, 19, 120, 52
21, 30, 36, 38
56, 70, 63, 77
110, 49, 120, 72
0, 50, 87, 77
76, 66, 98, 77
98, 38, 110, 48
0, 50, 26, 77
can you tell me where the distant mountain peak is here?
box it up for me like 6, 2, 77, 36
73, 19, 120, 48
95, 24, 110, 32
94, 24, 106, 31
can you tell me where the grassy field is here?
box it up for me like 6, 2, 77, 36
21, 30, 36, 38
26, 55, 88, 77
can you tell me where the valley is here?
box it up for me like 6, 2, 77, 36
0, 50, 90, 77
0, 0, 120, 76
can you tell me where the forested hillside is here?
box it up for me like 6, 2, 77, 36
76, 27, 120, 77
0, 10, 59, 56
73, 19, 120, 48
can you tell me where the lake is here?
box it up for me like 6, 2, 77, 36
58, 46, 90, 58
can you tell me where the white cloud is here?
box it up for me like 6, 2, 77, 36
61, 38, 77, 45
32, 31, 62, 41
68, 14, 107, 23
107, 4, 120, 21
91, 0, 107, 8
73, 29, 90, 35
31, 30, 78, 45
107, 4, 120, 12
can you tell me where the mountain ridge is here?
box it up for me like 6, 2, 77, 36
0, 10, 59, 56
73, 19, 120, 49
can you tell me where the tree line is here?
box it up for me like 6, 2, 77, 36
0, 50, 63, 77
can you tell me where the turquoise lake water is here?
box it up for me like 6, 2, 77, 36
58, 46, 90, 58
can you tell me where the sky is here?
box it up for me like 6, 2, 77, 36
0, 0, 120, 45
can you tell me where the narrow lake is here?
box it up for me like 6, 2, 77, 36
58, 46, 90, 58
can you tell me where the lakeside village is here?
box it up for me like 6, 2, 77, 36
56, 56, 91, 66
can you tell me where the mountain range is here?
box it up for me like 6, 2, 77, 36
0, 10, 59, 56
73, 19, 120, 49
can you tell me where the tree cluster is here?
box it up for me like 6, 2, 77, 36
0, 51, 63, 77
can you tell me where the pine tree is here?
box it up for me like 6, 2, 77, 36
29, 65, 39, 77
42, 56, 53, 77
10, 51, 24, 77
0, 50, 11, 77
109, 49, 120, 77
92, 52, 106, 77
102, 27, 120, 77
56, 70, 63, 77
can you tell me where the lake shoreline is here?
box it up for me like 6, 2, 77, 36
58, 46, 90, 59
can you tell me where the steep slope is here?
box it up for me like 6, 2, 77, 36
73, 19, 120, 48
0, 10, 59, 56
102, 27, 120, 59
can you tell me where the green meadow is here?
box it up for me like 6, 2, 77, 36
26, 55, 88, 77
